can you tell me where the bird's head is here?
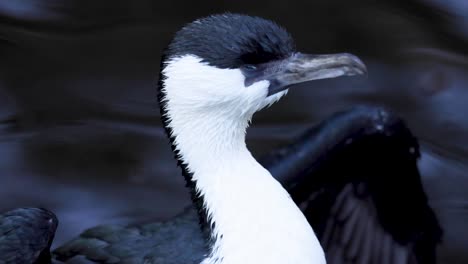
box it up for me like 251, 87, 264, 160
159, 13, 366, 125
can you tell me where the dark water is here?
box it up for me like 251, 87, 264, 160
1, 0, 468, 263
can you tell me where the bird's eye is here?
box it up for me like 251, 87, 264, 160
243, 64, 257, 71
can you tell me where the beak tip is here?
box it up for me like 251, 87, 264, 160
342, 53, 367, 76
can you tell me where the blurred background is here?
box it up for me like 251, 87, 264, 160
0, 0, 467, 263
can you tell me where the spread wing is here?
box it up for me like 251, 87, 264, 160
262, 106, 442, 264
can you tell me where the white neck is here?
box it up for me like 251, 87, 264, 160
161, 55, 326, 264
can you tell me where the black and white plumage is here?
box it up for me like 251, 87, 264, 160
261, 106, 442, 264
0, 208, 58, 264
0, 109, 442, 264
1, 13, 441, 264
51, 107, 441, 264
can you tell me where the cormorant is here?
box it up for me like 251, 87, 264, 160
52, 107, 441, 264
143, 13, 366, 264
0, 14, 441, 264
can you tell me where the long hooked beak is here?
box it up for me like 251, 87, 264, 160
243, 53, 367, 95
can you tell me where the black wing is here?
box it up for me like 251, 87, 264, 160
261, 106, 443, 264
0, 207, 58, 264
